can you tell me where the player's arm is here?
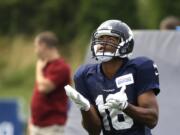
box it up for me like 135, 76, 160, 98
123, 59, 159, 128
81, 105, 101, 135
64, 85, 101, 135
36, 60, 55, 93
124, 90, 159, 129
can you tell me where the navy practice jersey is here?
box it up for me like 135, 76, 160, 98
74, 57, 160, 135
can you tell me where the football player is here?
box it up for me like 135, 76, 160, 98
65, 20, 160, 135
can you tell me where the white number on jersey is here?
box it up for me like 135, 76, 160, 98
96, 95, 134, 130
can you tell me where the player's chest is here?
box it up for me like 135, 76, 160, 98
86, 70, 137, 104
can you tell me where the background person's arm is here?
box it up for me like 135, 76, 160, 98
36, 60, 55, 93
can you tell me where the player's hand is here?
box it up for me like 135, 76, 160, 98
64, 85, 90, 111
104, 85, 128, 110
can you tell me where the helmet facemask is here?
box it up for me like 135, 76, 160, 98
92, 38, 120, 62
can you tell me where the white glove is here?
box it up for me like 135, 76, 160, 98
104, 85, 128, 110
64, 85, 90, 111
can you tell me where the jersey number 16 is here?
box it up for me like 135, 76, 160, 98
96, 95, 134, 131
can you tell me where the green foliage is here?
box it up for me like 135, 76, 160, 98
137, 0, 180, 29
0, 59, 7, 78
0, 0, 139, 44
136, 0, 161, 28
0, 65, 35, 116
0, 0, 80, 43
0, 66, 34, 88
0, 0, 179, 42
159, 0, 180, 19
76, 0, 139, 33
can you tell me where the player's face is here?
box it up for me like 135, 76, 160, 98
95, 35, 120, 54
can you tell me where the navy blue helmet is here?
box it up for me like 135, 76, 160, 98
91, 20, 134, 61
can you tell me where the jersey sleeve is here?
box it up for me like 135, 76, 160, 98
46, 64, 71, 87
135, 59, 160, 96
74, 66, 93, 103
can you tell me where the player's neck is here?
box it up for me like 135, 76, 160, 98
102, 58, 123, 79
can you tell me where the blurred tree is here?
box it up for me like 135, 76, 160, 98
159, 0, 180, 23
0, 0, 139, 43
137, 0, 180, 29
76, 0, 139, 34
0, 0, 179, 43
0, 0, 80, 43
136, 0, 162, 29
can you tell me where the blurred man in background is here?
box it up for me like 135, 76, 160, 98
29, 31, 71, 135
65, 20, 160, 135
160, 16, 180, 30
